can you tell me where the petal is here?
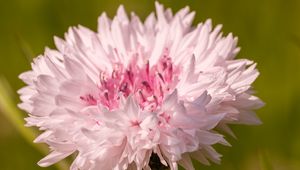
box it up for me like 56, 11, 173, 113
38, 151, 74, 167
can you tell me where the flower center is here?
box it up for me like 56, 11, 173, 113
80, 52, 179, 111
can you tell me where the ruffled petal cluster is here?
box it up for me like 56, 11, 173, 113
18, 2, 263, 170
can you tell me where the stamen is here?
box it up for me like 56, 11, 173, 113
104, 92, 109, 101
145, 61, 150, 76
80, 94, 97, 105
139, 90, 146, 102
142, 81, 152, 92
126, 70, 134, 85
157, 73, 165, 83
95, 53, 179, 111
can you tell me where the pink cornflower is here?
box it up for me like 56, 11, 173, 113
18, 2, 264, 170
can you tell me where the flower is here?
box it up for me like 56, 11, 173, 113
18, 2, 264, 170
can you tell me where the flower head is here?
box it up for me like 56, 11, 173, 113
18, 2, 264, 170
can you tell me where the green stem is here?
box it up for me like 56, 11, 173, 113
258, 150, 273, 170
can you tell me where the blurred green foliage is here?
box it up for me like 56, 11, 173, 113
0, 0, 299, 169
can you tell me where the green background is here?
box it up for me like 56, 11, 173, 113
0, 0, 300, 169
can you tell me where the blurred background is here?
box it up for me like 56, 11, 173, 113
0, 0, 299, 169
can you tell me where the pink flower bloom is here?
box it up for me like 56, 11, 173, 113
18, 2, 264, 170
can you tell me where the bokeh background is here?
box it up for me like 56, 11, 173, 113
0, 0, 300, 170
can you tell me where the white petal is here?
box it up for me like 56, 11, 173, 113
38, 151, 73, 167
